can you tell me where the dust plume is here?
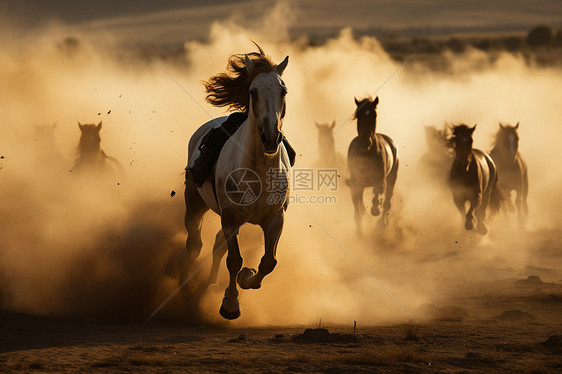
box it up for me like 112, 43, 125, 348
1, 3, 561, 326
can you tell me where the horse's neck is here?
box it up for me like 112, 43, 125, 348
453, 149, 472, 172
368, 117, 381, 151
232, 117, 280, 169
371, 134, 383, 154
79, 148, 104, 163
492, 144, 515, 163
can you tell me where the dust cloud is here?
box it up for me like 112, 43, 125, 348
1, 3, 561, 326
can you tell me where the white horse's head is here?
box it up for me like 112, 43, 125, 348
246, 55, 289, 155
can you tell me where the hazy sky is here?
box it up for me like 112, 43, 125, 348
3, 0, 562, 44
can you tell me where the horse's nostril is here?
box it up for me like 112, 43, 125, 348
260, 132, 267, 145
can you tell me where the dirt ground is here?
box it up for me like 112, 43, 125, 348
2, 230, 561, 374
0, 310, 560, 373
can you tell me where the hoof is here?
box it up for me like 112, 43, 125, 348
220, 291, 240, 320
237, 267, 258, 289
465, 220, 473, 231
219, 305, 241, 320
377, 217, 388, 229
477, 224, 488, 235
356, 227, 363, 238
371, 205, 380, 216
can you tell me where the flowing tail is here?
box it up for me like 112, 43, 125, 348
489, 174, 505, 215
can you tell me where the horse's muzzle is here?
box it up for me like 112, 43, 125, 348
261, 131, 282, 154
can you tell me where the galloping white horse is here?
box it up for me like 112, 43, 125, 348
184, 45, 291, 319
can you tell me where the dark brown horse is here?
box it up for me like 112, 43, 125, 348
490, 122, 528, 228
72, 122, 122, 176
449, 124, 503, 234
346, 96, 399, 233
419, 124, 453, 185
314, 121, 346, 172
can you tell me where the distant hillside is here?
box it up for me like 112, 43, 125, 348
2, 0, 562, 44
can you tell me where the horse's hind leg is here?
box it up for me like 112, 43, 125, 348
207, 229, 227, 286
238, 211, 284, 290
382, 160, 399, 226
181, 182, 209, 284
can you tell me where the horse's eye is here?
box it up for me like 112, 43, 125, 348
250, 88, 258, 98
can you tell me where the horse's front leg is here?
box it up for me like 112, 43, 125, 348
350, 184, 365, 236
476, 193, 489, 235
371, 177, 385, 217
466, 194, 482, 231
520, 170, 529, 229
219, 210, 243, 320
382, 160, 399, 226
453, 195, 467, 229
506, 190, 516, 213
514, 188, 526, 229
238, 210, 284, 290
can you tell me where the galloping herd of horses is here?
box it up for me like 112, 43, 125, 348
177, 45, 530, 320
57, 45, 528, 320
343, 98, 528, 236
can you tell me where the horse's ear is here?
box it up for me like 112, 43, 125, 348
354, 97, 360, 106
314, 122, 320, 128
499, 122, 505, 129
77, 121, 83, 130
373, 96, 379, 106
96, 121, 102, 131
276, 56, 289, 76
331, 120, 336, 129
244, 54, 255, 75
470, 124, 477, 133
515, 122, 519, 129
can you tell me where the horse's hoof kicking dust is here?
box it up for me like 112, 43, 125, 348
237, 267, 258, 289
219, 305, 241, 320
220, 291, 241, 320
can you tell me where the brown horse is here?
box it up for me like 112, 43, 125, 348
490, 122, 528, 228
314, 121, 346, 172
72, 122, 122, 176
449, 124, 503, 234
419, 124, 453, 185
33, 123, 66, 168
346, 96, 399, 233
